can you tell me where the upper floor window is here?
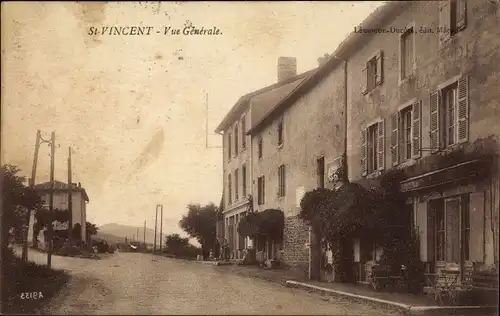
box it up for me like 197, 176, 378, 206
234, 168, 239, 201
278, 121, 284, 147
242, 164, 247, 198
234, 124, 239, 156
439, 0, 467, 43
258, 136, 263, 159
257, 176, 265, 205
241, 115, 246, 149
361, 120, 384, 176
317, 157, 325, 189
429, 76, 469, 152
227, 132, 232, 160
390, 101, 422, 166
362, 50, 383, 94
278, 164, 286, 198
400, 27, 414, 80
227, 173, 232, 204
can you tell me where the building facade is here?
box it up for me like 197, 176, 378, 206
344, 0, 500, 283
247, 57, 346, 277
215, 57, 314, 260
29, 181, 90, 246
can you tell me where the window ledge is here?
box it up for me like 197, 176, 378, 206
278, 143, 284, 150
278, 196, 284, 201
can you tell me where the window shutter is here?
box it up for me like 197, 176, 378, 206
377, 120, 385, 171
412, 100, 422, 159
391, 112, 399, 166
376, 50, 384, 86
361, 66, 368, 95
456, 0, 467, 30
457, 76, 469, 143
360, 128, 368, 176
469, 191, 485, 263
262, 176, 265, 204
429, 91, 440, 153
439, 0, 451, 43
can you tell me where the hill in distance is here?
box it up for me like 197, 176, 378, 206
97, 223, 164, 245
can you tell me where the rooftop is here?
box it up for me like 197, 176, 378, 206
34, 180, 90, 202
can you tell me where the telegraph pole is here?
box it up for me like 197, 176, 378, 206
159, 204, 163, 252
23, 131, 41, 262
153, 205, 158, 253
47, 132, 56, 268
67, 147, 73, 246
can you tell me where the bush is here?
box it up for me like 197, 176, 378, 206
1, 246, 69, 314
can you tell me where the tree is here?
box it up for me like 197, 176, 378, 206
179, 203, 217, 247
86, 222, 98, 239
165, 233, 189, 253
32, 208, 70, 248
1, 164, 41, 253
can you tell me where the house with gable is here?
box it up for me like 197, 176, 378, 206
214, 57, 314, 261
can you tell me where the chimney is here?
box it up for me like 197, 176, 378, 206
277, 57, 297, 83
317, 53, 330, 67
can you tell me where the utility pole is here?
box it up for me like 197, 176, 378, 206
23, 130, 41, 262
136, 227, 139, 244
67, 147, 73, 246
159, 204, 163, 252
47, 132, 56, 268
153, 205, 158, 253
143, 220, 146, 247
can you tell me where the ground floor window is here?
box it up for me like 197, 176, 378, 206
431, 194, 472, 264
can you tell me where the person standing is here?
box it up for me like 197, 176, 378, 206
213, 238, 220, 261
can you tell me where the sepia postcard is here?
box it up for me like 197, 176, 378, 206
1, 1, 499, 315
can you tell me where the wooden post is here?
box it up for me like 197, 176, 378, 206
47, 132, 55, 268
67, 147, 73, 246
23, 131, 41, 262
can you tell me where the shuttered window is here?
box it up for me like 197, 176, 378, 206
227, 132, 232, 160
362, 120, 385, 175
391, 113, 399, 166
362, 50, 384, 94
361, 128, 368, 176
242, 164, 247, 198
278, 165, 286, 198
257, 176, 265, 205
227, 173, 232, 205
457, 76, 469, 142
411, 101, 422, 158
234, 169, 239, 201
401, 27, 414, 80
258, 136, 263, 159
429, 76, 469, 152
234, 124, 239, 156
241, 115, 246, 149
377, 120, 385, 171
440, 0, 467, 43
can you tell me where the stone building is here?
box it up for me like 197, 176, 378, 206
341, 0, 500, 284
247, 57, 346, 278
214, 57, 312, 260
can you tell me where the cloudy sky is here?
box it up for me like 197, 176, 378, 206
1, 1, 384, 237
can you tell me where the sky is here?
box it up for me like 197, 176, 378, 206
1, 1, 385, 238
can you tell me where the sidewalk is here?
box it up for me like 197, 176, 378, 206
209, 263, 498, 316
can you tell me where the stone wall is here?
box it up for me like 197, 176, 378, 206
282, 215, 309, 277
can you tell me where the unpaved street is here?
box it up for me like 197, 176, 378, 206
24, 250, 400, 315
